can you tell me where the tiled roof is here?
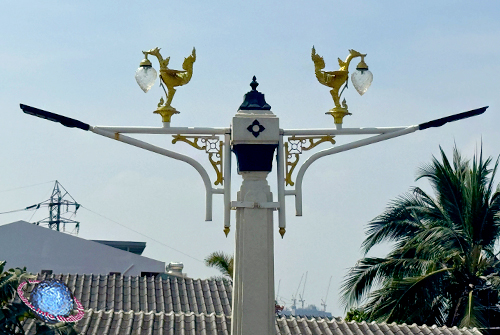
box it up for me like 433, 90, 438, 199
21, 273, 232, 316
18, 274, 483, 335
22, 311, 484, 335
23, 310, 230, 335
275, 317, 483, 335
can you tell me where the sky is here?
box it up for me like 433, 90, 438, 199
1, 1, 500, 317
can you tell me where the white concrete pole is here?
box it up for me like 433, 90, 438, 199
231, 77, 278, 335
232, 171, 276, 335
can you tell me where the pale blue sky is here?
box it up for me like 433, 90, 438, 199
1, 1, 499, 316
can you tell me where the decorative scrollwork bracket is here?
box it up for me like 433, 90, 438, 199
172, 135, 224, 185
285, 135, 336, 186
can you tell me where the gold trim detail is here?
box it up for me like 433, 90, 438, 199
284, 146, 299, 186
154, 104, 180, 123
285, 135, 336, 186
325, 99, 351, 124
279, 227, 286, 238
224, 227, 230, 237
172, 135, 223, 185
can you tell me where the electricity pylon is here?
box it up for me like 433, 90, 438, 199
35, 180, 80, 234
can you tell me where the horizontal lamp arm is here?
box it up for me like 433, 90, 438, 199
90, 127, 217, 221
282, 127, 408, 136
290, 106, 488, 216
93, 126, 229, 135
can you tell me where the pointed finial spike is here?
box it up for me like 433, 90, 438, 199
279, 227, 286, 238
250, 76, 259, 91
224, 227, 230, 237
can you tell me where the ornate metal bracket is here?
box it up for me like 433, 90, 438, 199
172, 135, 223, 185
285, 135, 336, 186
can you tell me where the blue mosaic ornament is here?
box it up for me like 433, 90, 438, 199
18, 279, 85, 323
30, 279, 73, 323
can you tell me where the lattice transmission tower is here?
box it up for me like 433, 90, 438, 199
35, 180, 80, 234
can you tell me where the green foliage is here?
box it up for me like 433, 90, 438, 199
0, 262, 35, 307
0, 262, 36, 334
35, 323, 78, 335
345, 308, 368, 322
0, 261, 77, 334
341, 146, 500, 328
204, 251, 233, 280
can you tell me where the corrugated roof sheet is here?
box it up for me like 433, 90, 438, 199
22, 273, 233, 316
22, 312, 484, 335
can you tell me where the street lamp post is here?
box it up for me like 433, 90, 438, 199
231, 77, 279, 334
20, 46, 487, 335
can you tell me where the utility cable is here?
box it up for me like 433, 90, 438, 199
0, 204, 40, 215
0, 180, 55, 194
80, 206, 204, 264
0, 197, 205, 264
26, 206, 39, 223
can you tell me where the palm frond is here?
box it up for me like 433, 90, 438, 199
458, 290, 488, 329
417, 147, 468, 231
204, 251, 233, 279
366, 267, 452, 325
341, 257, 435, 309
363, 193, 429, 254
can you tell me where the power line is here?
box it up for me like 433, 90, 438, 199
0, 183, 205, 264
26, 205, 39, 223
0, 180, 56, 194
80, 206, 204, 264
0, 204, 39, 215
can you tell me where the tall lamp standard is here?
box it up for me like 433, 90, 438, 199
20, 46, 487, 335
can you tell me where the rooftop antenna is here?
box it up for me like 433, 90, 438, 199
35, 180, 80, 234
321, 275, 333, 312
298, 271, 308, 309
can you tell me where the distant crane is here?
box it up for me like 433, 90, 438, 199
298, 271, 308, 309
34, 180, 80, 234
291, 273, 304, 315
321, 275, 333, 312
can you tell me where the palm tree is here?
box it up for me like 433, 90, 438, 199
341, 146, 500, 329
204, 251, 233, 281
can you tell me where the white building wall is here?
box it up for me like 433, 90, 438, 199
0, 221, 165, 276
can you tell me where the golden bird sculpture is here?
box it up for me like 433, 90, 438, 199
142, 47, 196, 122
311, 47, 366, 124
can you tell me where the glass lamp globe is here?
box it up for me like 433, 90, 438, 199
135, 58, 157, 93
351, 68, 373, 96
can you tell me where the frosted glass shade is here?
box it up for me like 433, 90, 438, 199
351, 69, 373, 96
135, 66, 157, 93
